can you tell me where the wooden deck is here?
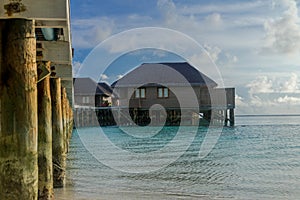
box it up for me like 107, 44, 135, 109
74, 105, 235, 128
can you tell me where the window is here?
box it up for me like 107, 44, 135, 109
135, 88, 146, 98
82, 96, 90, 104
135, 89, 140, 98
158, 87, 169, 98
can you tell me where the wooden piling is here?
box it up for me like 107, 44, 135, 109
224, 109, 228, 126
61, 87, 68, 153
61, 87, 73, 153
65, 97, 70, 153
66, 100, 73, 148
50, 78, 66, 188
0, 19, 38, 200
230, 108, 235, 126
37, 61, 54, 199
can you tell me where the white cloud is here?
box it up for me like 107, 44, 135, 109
157, 0, 178, 25
225, 53, 238, 64
235, 94, 254, 114
263, 0, 300, 54
189, 44, 238, 70
205, 13, 223, 26
247, 76, 274, 94
116, 74, 124, 79
246, 73, 300, 94
235, 92, 300, 115
72, 61, 82, 77
280, 72, 299, 92
157, 0, 224, 32
276, 95, 300, 104
72, 17, 115, 49
128, 49, 167, 58
152, 49, 167, 58
236, 73, 300, 114
235, 94, 248, 107
178, 1, 267, 15
203, 44, 222, 62
100, 74, 109, 80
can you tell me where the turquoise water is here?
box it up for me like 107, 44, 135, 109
56, 116, 300, 199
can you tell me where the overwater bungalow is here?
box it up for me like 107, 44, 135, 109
73, 62, 235, 127
111, 62, 235, 126
73, 77, 112, 108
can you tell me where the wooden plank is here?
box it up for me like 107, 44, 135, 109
37, 41, 71, 64
52, 64, 72, 78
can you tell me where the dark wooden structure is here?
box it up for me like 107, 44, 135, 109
111, 62, 235, 126
73, 77, 113, 107
74, 62, 235, 127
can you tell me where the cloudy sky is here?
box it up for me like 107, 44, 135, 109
70, 0, 300, 115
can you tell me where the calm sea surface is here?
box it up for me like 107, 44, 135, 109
55, 116, 300, 199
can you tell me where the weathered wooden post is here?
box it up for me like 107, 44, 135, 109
66, 99, 73, 148
0, 19, 38, 199
230, 108, 235, 126
50, 78, 66, 188
65, 96, 70, 153
79, 108, 83, 127
37, 61, 54, 199
61, 87, 68, 153
74, 108, 78, 127
85, 108, 89, 126
61, 87, 73, 153
79, 108, 82, 127
224, 109, 229, 126
78, 108, 82, 127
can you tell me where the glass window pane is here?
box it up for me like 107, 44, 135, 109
164, 88, 168, 97
135, 89, 140, 98
140, 88, 145, 98
158, 88, 163, 98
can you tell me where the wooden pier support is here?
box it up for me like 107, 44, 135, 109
37, 61, 54, 199
229, 108, 235, 126
61, 87, 73, 153
66, 99, 73, 152
74, 107, 235, 127
50, 78, 66, 188
61, 87, 68, 154
224, 109, 229, 126
0, 19, 38, 200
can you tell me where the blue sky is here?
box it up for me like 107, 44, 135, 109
70, 0, 300, 115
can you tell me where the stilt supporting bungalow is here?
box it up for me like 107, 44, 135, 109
230, 109, 235, 126
74, 106, 235, 128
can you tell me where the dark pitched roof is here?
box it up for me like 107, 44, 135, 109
111, 62, 217, 88
96, 82, 113, 96
74, 77, 112, 96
